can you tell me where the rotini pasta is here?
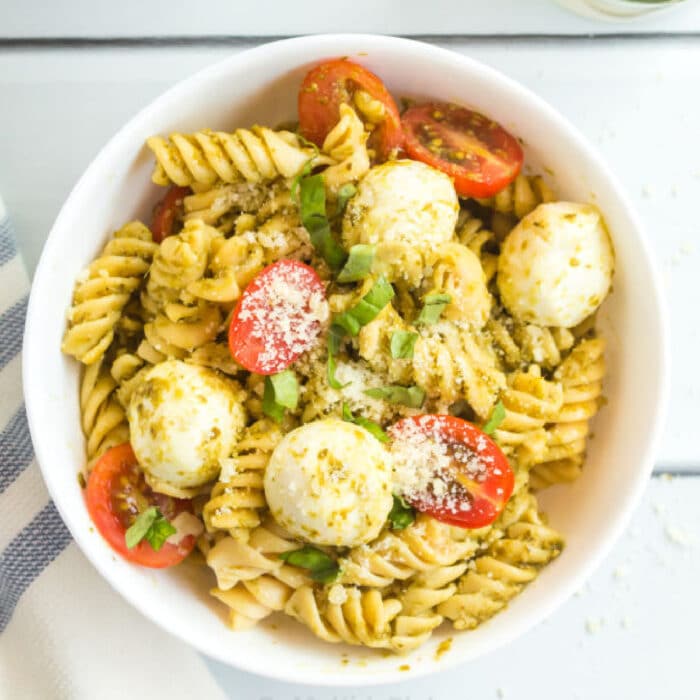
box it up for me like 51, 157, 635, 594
413, 322, 506, 418
438, 497, 563, 630
338, 514, 481, 588
530, 337, 605, 489
62, 221, 157, 365
475, 173, 556, 222
148, 126, 332, 188
203, 419, 284, 541
62, 67, 615, 656
80, 360, 129, 462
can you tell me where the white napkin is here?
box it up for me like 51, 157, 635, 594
0, 200, 228, 700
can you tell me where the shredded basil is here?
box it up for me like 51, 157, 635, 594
279, 545, 340, 583
341, 403, 389, 443
299, 174, 347, 270
482, 399, 506, 436
416, 293, 452, 326
335, 182, 357, 218
125, 507, 176, 552
327, 325, 348, 390
337, 244, 375, 283
390, 330, 419, 359
364, 384, 426, 408
263, 370, 298, 422
388, 495, 416, 530
290, 157, 315, 204
333, 276, 395, 336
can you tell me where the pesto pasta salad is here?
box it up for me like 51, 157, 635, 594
61, 58, 614, 653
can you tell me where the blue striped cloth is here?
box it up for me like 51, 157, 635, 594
0, 203, 230, 699
0, 207, 72, 633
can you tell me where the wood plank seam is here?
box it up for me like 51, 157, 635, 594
2, 33, 700, 48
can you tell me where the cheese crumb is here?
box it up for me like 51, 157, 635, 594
585, 617, 603, 635
328, 584, 348, 605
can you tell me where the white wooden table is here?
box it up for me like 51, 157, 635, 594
2, 2, 699, 698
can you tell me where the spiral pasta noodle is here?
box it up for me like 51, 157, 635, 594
338, 515, 481, 588
437, 497, 563, 630
475, 173, 556, 221
203, 419, 284, 541
320, 104, 371, 193
80, 360, 129, 462
425, 242, 491, 328
147, 126, 332, 188
62, 221, 157, 365
456, 212, 499, 286
412, 322, 506, 419
488, 314, 575, 372
530, 337, 606, 489
207, 520, 310, 629
493, 366, 563, 469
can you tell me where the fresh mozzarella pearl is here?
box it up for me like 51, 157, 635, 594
497, 202, 615, 328
343, 160, 459, 253
264, 419, 393, 547
127, 360, 245, 494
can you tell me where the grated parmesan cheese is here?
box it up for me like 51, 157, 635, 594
236, 263, 329, 373
389, 416, 492, 515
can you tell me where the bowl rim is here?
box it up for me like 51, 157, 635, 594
23, 33, 670, 686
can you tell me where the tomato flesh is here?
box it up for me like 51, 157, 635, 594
228, 259, 327, 375
389, 415, 514, 529
401, 102, 523, 199
151, 185, 190, 243
298, 58, 403, 159
85, 443, 196, 568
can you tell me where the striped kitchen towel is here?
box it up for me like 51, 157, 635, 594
0, 200, 227, 700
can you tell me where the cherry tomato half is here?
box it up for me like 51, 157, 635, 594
228, 259, 327, 375
298, 58, 403, 160
85, 443, 196, 568
151, 185, 190, 243
401, 102, 523, 199
389, 415, 514, 529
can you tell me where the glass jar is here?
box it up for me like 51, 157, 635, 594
557, 0, 689, 18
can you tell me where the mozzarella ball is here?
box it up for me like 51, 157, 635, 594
343, 160, 459, 253
128, 360, 245, 494
264, 419, 393, 546
497, 202, 614, 327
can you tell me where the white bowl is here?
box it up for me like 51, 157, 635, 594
23, 34, 669, 685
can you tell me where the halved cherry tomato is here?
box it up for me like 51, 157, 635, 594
228, 259, 327, 375
401, 102, 523, 199
151, 185, 190, 243
389, 415, 514, 529
85, 443, 196, 568
298, 58, 403, 159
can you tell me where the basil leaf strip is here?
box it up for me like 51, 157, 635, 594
145, 516, 178, 552
390, 330, 419, 359
388, 495, 416, 530
299, 173, 347, 270
290, 157, 315, 203
327, 325, 348, 390
333, 276, 395, 336
482, 399, 506, 436
341, 403, 389, 443
337, 244, 375, 283
269, 370, 298, 410
262, 376, 284, 423
416, 293, 452, 326
363, 385, 426, 408
279, 545, 340, 583
125, 507, 176, 552
335, 182, 357, 218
